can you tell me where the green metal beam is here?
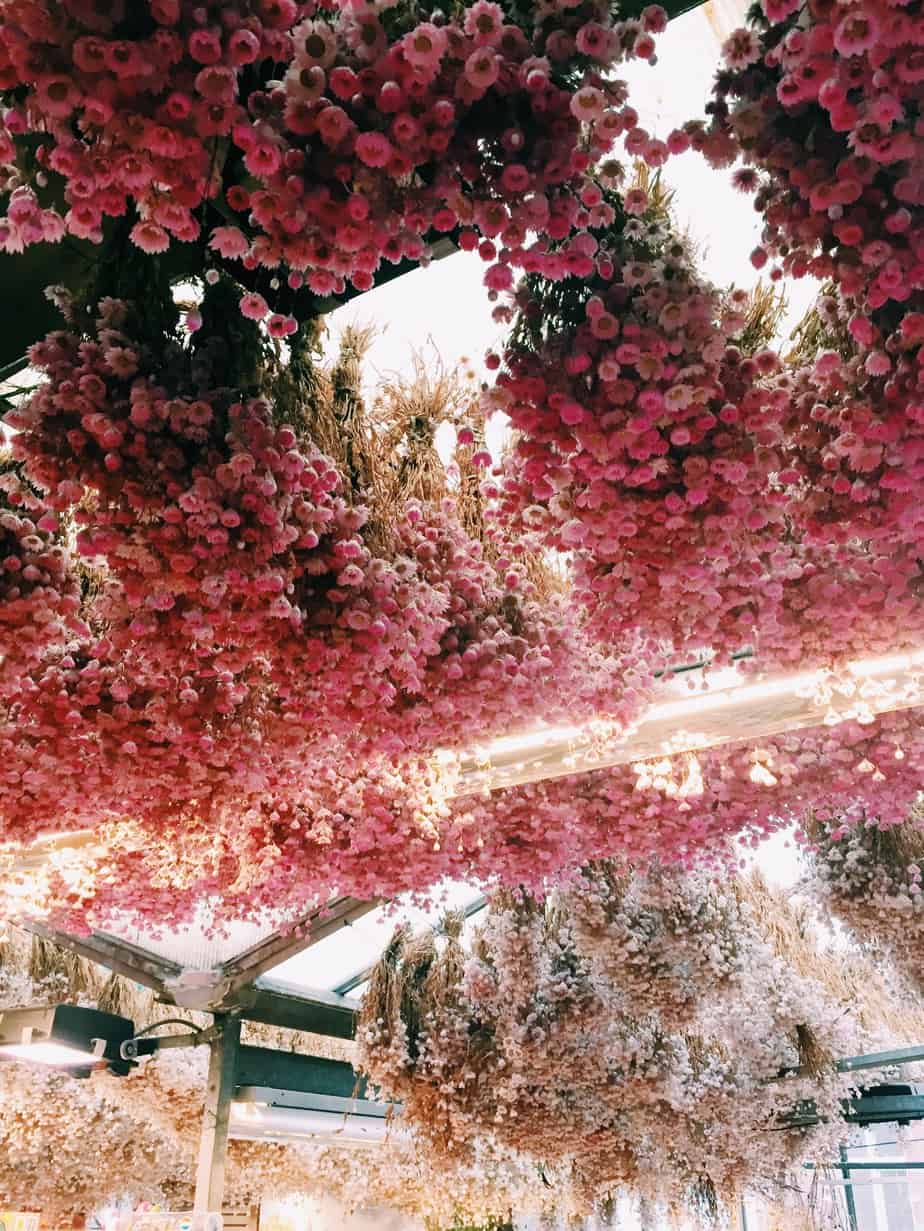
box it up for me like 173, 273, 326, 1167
840, 1143, 859, 1231
235, 978, 358, 1040
806, 1161, 924, 1172
783, 1091, 924, 1130
234, 1044, 366, 1101
19, 919, 181, 994
838, 1046, 924, 1072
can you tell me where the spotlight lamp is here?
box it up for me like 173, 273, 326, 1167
0, 1005, 135, 1076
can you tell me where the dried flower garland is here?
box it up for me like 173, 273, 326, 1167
358, 864, 922, 1219
804, 806, 924, 991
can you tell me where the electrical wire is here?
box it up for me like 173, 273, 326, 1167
133, 1017, 201, 1037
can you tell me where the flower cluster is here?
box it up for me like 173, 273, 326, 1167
692, 0, 924, 578
698, 0, 923, 323
487, 188, 924, 672
485, 195, 794, 664
0, 461, 87, 699
1, 287, 656, 927
566, 863, 746, 1026
770, 307, 924, 559
0, 0, 671, 311
804, 807, 924, 992
359, 865, 914, 1215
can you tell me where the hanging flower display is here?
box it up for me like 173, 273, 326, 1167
358, 864, 920, 1216
0, 0, 920, 959
1, 274, 655, 927
486, 187, 924, 671
0, 0, 671, 312
1, 0, 924, 1220
485, 187, 791, 664
768, 300, 924, 559
697, 0, 923, 322
0, 461, 87, 699
9, 686, 924, 933
804, 806, 924, 991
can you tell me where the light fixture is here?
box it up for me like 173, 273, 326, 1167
229, 1103, 393, 1147
230, 1085, 401, 1148
444, 644, 924, 796
0, 1005, 135, 1074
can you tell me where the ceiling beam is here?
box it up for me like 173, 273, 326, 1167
231, 978, 358, 1039
838, 1045, 924, 1073
782, 1088, 924, 1130
449, 649, 924, 797
234, 1045, 366, 1100
20, 919, 180, 995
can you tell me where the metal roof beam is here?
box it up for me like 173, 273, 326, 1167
234, 1045, 366, 1100
838, 1045, 924, 1073
19, 919, 180, 996
217, 897, 380, 1001
231, 978, 358, 1040
782, 1090, 924, 1130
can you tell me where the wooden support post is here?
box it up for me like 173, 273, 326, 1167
194, 1014, 241, 1213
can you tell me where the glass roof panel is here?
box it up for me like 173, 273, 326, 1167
101, 905, 301, 971
270, 881, 484, 994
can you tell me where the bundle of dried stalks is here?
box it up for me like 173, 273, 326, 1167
784, 288, 852, 365
733, 281, 788, 355
327, 322, 378, 499
272, 316, 332, 439
371, 348, 476, 514
454, 417, 491, 546
739, 869, 924, 1056
631, 163, 675, 223
27, 932, 103, 1002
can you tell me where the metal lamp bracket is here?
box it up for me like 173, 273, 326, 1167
120, 1022, 223, 1061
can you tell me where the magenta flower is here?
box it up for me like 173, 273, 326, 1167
129, 221, 170, 254
239, 292, 269, 321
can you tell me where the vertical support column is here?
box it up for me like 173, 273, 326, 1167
839, 1144, 859, 1231
194, 1013, 241, 1214
738, 1197, 749, 1231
